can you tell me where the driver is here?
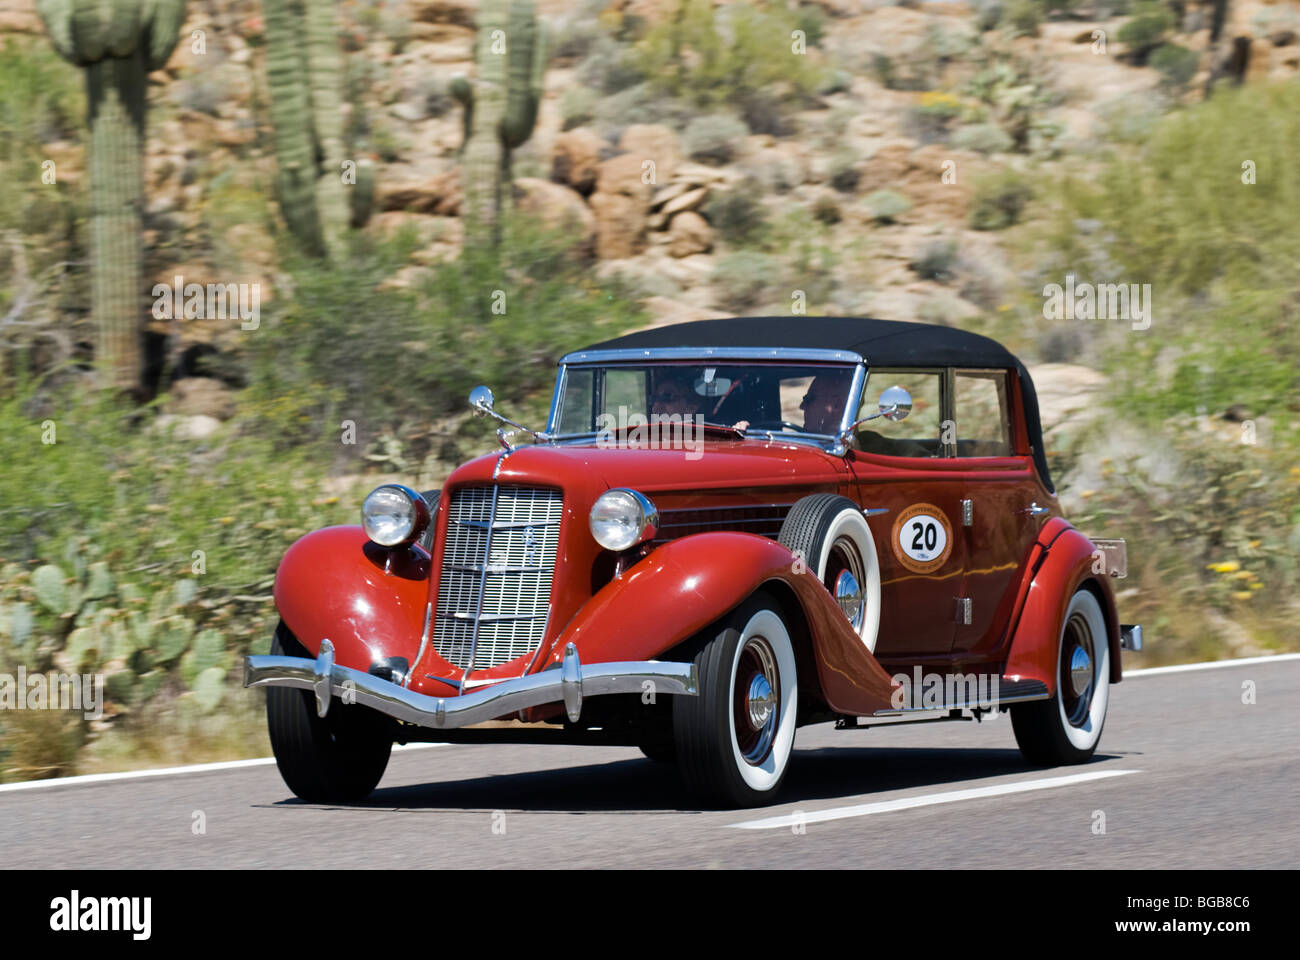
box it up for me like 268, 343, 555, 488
800, 372, 852, 434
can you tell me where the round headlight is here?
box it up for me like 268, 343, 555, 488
589, 488, 658, 552
361, 484, 430, 547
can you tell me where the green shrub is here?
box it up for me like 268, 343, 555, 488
910, 239, 960, 282
711, 251, 779, 311
704, 178, 769, 246
682, 113, 750, 164
1118, 2, 1176, 56
812, 194, 842, 224
1003, 0, 1042, 38
560, 87, 599, 130
973, 0, 1005, 31
828, 154, 861, 193
1149, 43, 1199, 89
635, 0, 824, 123
247, 221, 645, 457
952, 122, 1014, 155
865, 189, 912, 224
969, 170, 1033, 230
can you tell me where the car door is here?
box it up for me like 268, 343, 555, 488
950, 368, 1044, 664
847, 368, 966, 664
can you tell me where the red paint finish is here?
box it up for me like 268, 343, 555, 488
1002, 522, 1122, 692
534, 531, 899, 716
406, 441, 852, 697
272, 525, 430, 672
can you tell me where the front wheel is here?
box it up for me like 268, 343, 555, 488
266, 623, 394, 803
673, 592, 799, 807
1011, 587, 1111, 765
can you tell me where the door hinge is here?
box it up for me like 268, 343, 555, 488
955, 597, 972, 625
961, 499, 973, 526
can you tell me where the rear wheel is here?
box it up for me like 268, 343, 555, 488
673, 592, 798, 807
1011, 588, 1111, 765
266, 623, 394, 803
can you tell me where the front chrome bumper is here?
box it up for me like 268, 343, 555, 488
244, 640, 698, 729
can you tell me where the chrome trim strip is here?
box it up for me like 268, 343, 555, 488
448, 610, 547, 623
862, 507, 889, 518
559, 346, 865, 364
446, 563, 552, 575
245, 647, 700, 730
871, 678, 1051, 716
404, 603, 433, 689
463, 483, 501, 684
450, 518, 561, 530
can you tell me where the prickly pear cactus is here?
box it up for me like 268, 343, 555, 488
35, 0, 186, 393
456, 0, 547, 248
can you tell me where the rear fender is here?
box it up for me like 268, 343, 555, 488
1004, 521, 1121, 693
272, 526, 431, 674
542, 532, 899, 716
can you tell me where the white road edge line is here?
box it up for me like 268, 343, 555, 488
0, 742, 448, 794
728, 769, 1141, 830
1124, 652, 1300, 677
2, 653, 1292, 795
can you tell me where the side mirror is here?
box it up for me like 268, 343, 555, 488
878, 385, 912, 422
468, 385, 495, 416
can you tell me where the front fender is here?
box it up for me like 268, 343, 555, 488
543, 532, 899, 716
1003, 521, 1121, 694
272, 525, 431, 673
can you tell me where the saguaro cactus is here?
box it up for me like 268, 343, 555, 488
263, 0, 362, 261
452, 0, 547, 249
36, 0, 186, 392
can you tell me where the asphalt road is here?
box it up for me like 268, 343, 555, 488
2, 656, 1296, 869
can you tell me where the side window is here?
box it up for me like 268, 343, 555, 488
954, 370, 1012, 457
854, 369, 945, 457
604, 368, 647, 419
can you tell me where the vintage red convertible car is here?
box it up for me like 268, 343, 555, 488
245, 316, 1142, 807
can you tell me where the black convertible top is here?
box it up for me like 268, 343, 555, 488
585, 317, 1054, 492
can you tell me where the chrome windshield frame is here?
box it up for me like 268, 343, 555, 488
545, 347, 869, 451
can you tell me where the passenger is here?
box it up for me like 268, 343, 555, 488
651, 371, 702, 418
800, 373, 852, 434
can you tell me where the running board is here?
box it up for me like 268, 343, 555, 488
870, 677, 1051, 717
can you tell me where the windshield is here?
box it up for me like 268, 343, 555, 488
552, 362, 859, 439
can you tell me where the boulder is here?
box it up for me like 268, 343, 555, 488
618, 124, 681, 184
551, 127, 606, 195
590, 192, 648, 259
376, 168, 461, 216
513, 177, 597, 257
666, 211, 714, 257
589, 154, 655, 259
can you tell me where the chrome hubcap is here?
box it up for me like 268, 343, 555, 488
1061, 613, 1095, 727
826, 537, 866, 632
1069, 646, 1092, 698
834, 570, 864, 630
733, 637, 779, 766
747, 674, 775, 728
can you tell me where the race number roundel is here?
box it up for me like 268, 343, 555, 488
891, 503, 953, 574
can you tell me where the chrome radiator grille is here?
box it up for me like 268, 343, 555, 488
432, 485, 563, 670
